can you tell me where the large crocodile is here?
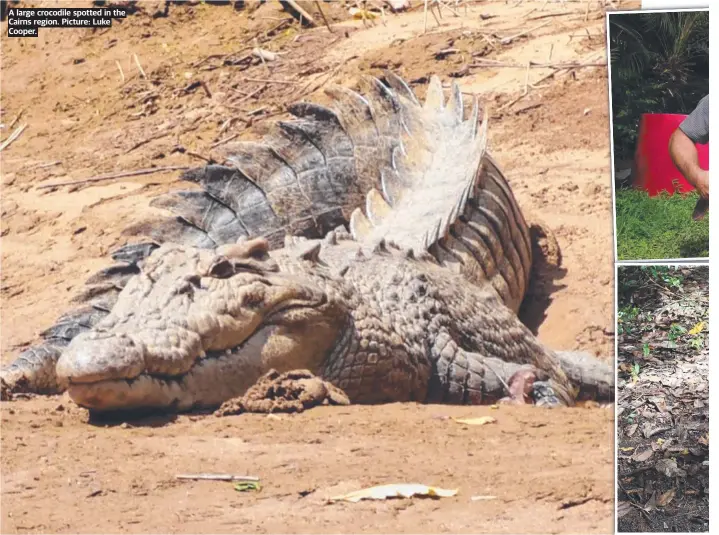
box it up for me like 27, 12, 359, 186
1, 72, 614, 411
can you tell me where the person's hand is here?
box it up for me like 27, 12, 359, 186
695, 169, 709, 198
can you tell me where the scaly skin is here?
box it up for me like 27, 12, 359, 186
0, 72, 614, 410
37, 234, 612, 412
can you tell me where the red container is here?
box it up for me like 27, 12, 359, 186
633, 113, 710, 196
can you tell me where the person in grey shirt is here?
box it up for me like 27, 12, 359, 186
668, 95, 709, 200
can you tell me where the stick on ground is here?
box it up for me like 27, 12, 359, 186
314, 0, 334, 32
500, 20, 552, 45
0, 124, 27, 153
36, 166, 190, 190
282, 0, 317, 27
133, 53, 147, 79
175, 474, 260, 482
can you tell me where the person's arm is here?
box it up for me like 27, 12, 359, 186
669, 128, 709, 198
668, 95, 709, 198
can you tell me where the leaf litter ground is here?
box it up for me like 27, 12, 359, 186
616, 266, 709, 532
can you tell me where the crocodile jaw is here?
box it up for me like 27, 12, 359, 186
59, 323, 284, 411
59, 305, 347, 411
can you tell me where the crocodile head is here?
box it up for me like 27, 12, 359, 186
56, 238, 346, 411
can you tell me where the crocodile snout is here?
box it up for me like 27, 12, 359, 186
57, 331, 146, 384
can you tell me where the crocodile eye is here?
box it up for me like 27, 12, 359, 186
209, 258, 234, 279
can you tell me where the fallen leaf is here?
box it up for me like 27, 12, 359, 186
698, 434, 709, 446
632, 446, 654, 463
234, 481, 261, 492
655, 458, 687, 478
625, 424, 638, 437
656, 488, 676, 507
688, 321, 705, 335
620, 447, 635, 452
617, 501, 634, 518
642, 491, 657, 512
329, 484, 458, 503
454, 416, 497, 426
643, 424, 670, 438
349, 7, 378, 19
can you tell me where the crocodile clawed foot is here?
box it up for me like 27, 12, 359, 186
498, 368, 563, 407
530, 380, 562, 407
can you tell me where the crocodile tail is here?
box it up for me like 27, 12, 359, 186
133, 74, 425, 249
347, 74, 532, 312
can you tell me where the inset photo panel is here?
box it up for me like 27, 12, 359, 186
616, 264, 709, 532
608, 8, 709, 261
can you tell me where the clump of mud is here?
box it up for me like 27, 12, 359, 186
215, 369, 350, 416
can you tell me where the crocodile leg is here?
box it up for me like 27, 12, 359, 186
425, 332, 571, 405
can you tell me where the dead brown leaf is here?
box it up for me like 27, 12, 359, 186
632, 446, 654, 463
617, 500, 634, 518
656, 488, 676, 507
655, 458, 687, 478
642, 490, 657, 512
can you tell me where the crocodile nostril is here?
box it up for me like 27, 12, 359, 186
177, 274, 201, 295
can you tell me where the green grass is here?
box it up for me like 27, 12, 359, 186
615, 189, 709, 260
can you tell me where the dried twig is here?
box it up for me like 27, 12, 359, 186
186, 151, 213, 164
0, 124, 27, 153
497, 67, 568, 111
9, 108, 26, 130
430, 3, 441, 26
500, 20, 552, 45
235, 84, 267, 103
282, 0, 317, 27
200, 81, 212, 99
254, 38, 271, 74
423, 0, 429, 33
210, 133, 240, 149
470, 60, 606, 69
248, 106, 269, 116
175, 474, 260, 482
27, 160, 62, 170
528, 11, 573, 21
242, 77, 298, 85
522, 61, 530, 95
115, 60, 125, 83
314, 0, 334, 33
296, 62, 344, 99
133, 53, 147, 79
125, 129, 174, 154
37, 166, 189, 190
437, 0, 461, 17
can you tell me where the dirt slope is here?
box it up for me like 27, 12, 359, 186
2, 1, 637, 533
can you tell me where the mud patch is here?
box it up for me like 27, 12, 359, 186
215, 369, 350, 416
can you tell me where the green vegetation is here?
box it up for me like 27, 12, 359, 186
609, 11, 709, 161
615, 189, 709, 260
